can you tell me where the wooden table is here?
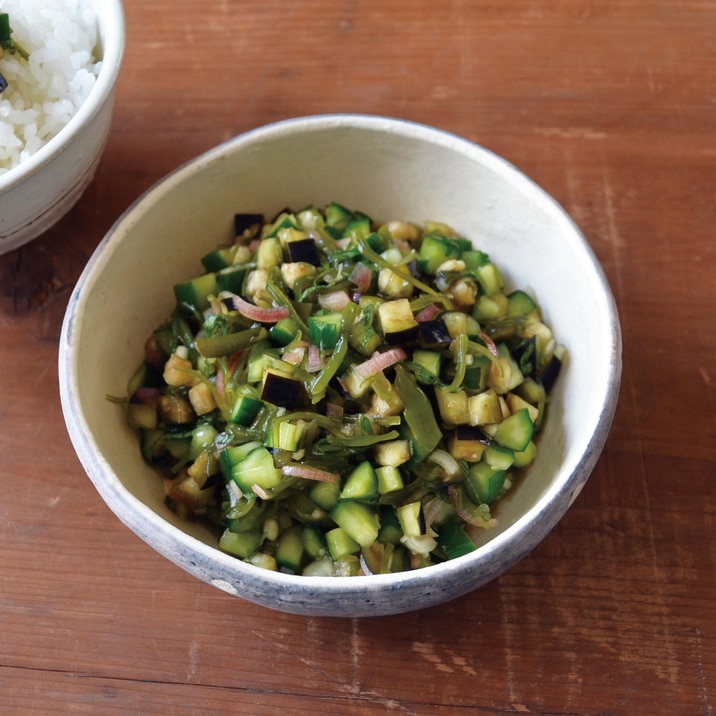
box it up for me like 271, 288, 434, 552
2, 1, 714, 713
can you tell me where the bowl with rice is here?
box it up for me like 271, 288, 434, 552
0, 0, 125, 255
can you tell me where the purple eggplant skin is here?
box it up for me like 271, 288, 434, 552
539, 354, 562, 392
234, 213, 264, 236
453, 424, 490, 444
417, 319, 452, 348
511, 335, 538, 377
384, 325, 419, 347
261, 372, 309, 410
287, 238, 322, 266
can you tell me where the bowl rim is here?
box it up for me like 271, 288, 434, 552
0, 0, 126, 192
60, 113, 622, 608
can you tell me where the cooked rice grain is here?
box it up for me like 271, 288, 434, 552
0, 0, 100, 175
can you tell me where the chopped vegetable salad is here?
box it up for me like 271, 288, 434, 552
124, 203, 564, 576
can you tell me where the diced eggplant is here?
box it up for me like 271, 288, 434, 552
287, 238, 322, 266
417, 319, 452, 348
234, 212, 264, 237
433, 387, 469, 426
261, 371, 308, 410
511, 336, 538, 377
540, 354, 562, 392
378, 299, 418, 345
447, 425, 490, 462
467, 388, 503, 426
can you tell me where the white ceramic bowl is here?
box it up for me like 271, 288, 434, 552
59, 115, 622, 617
0, 0, 125, 255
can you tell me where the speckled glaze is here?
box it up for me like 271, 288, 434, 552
59, 115, 622, 617
0, 0, 125, 255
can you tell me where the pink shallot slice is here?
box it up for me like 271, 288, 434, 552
232, 294, 290, 323
354, 347, 408, 379
282, 464, 340, 484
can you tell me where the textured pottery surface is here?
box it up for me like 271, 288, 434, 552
0, 0, 125, 255
59, 115, 622, 617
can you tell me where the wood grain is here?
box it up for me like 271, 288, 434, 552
1, 1, 715, 713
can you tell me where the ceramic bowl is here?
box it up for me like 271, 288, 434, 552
0, 0, 125, 255
59, 115, 622, 617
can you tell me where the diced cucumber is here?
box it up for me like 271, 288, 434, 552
377, 507, 403, 545
512, 440, 537, 468
474, 262, 505, 296
506, 392, 540, 425
484, 444, 515, 471
437, 520, 476, 559
256, 236, 283, 269
173, 272, 218, 311
269, 317, 299, 346
412, 349, 441, 380
442, 311, 480, 340
330, 501, 380, 548
308, 480, 341, 512
277, 226, 309, 249
286, 493, 326, 523
325, 526, 361, 560
219, 527, 262, 559
472, 293, 507, 321
466, 461, 507, 505
219, 443, 282, 494
229, 394, 263, 425
340, 461, 379, 501
349, 305, 382, 357
463, 355, 489, 391
461, 249, 490, 270
246, 345, 283, 383
189, 422, 218, 459
275, 524, 305, 573
507, 289, 538, 317
515, 376, 546, 407
201, 245, 237, 272
216, 265, 250, 295
376, 465, 404, 495
301, 524, 328, 560
343, 217, 372, 241
325, 202, 354, 232
418, 234, 463, 274
491, 408, 534, 452
265, 213, 299, 238
308, 311, 344, 350
219, 440, 263, 470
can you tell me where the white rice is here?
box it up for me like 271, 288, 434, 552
0, 0, 101, 175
